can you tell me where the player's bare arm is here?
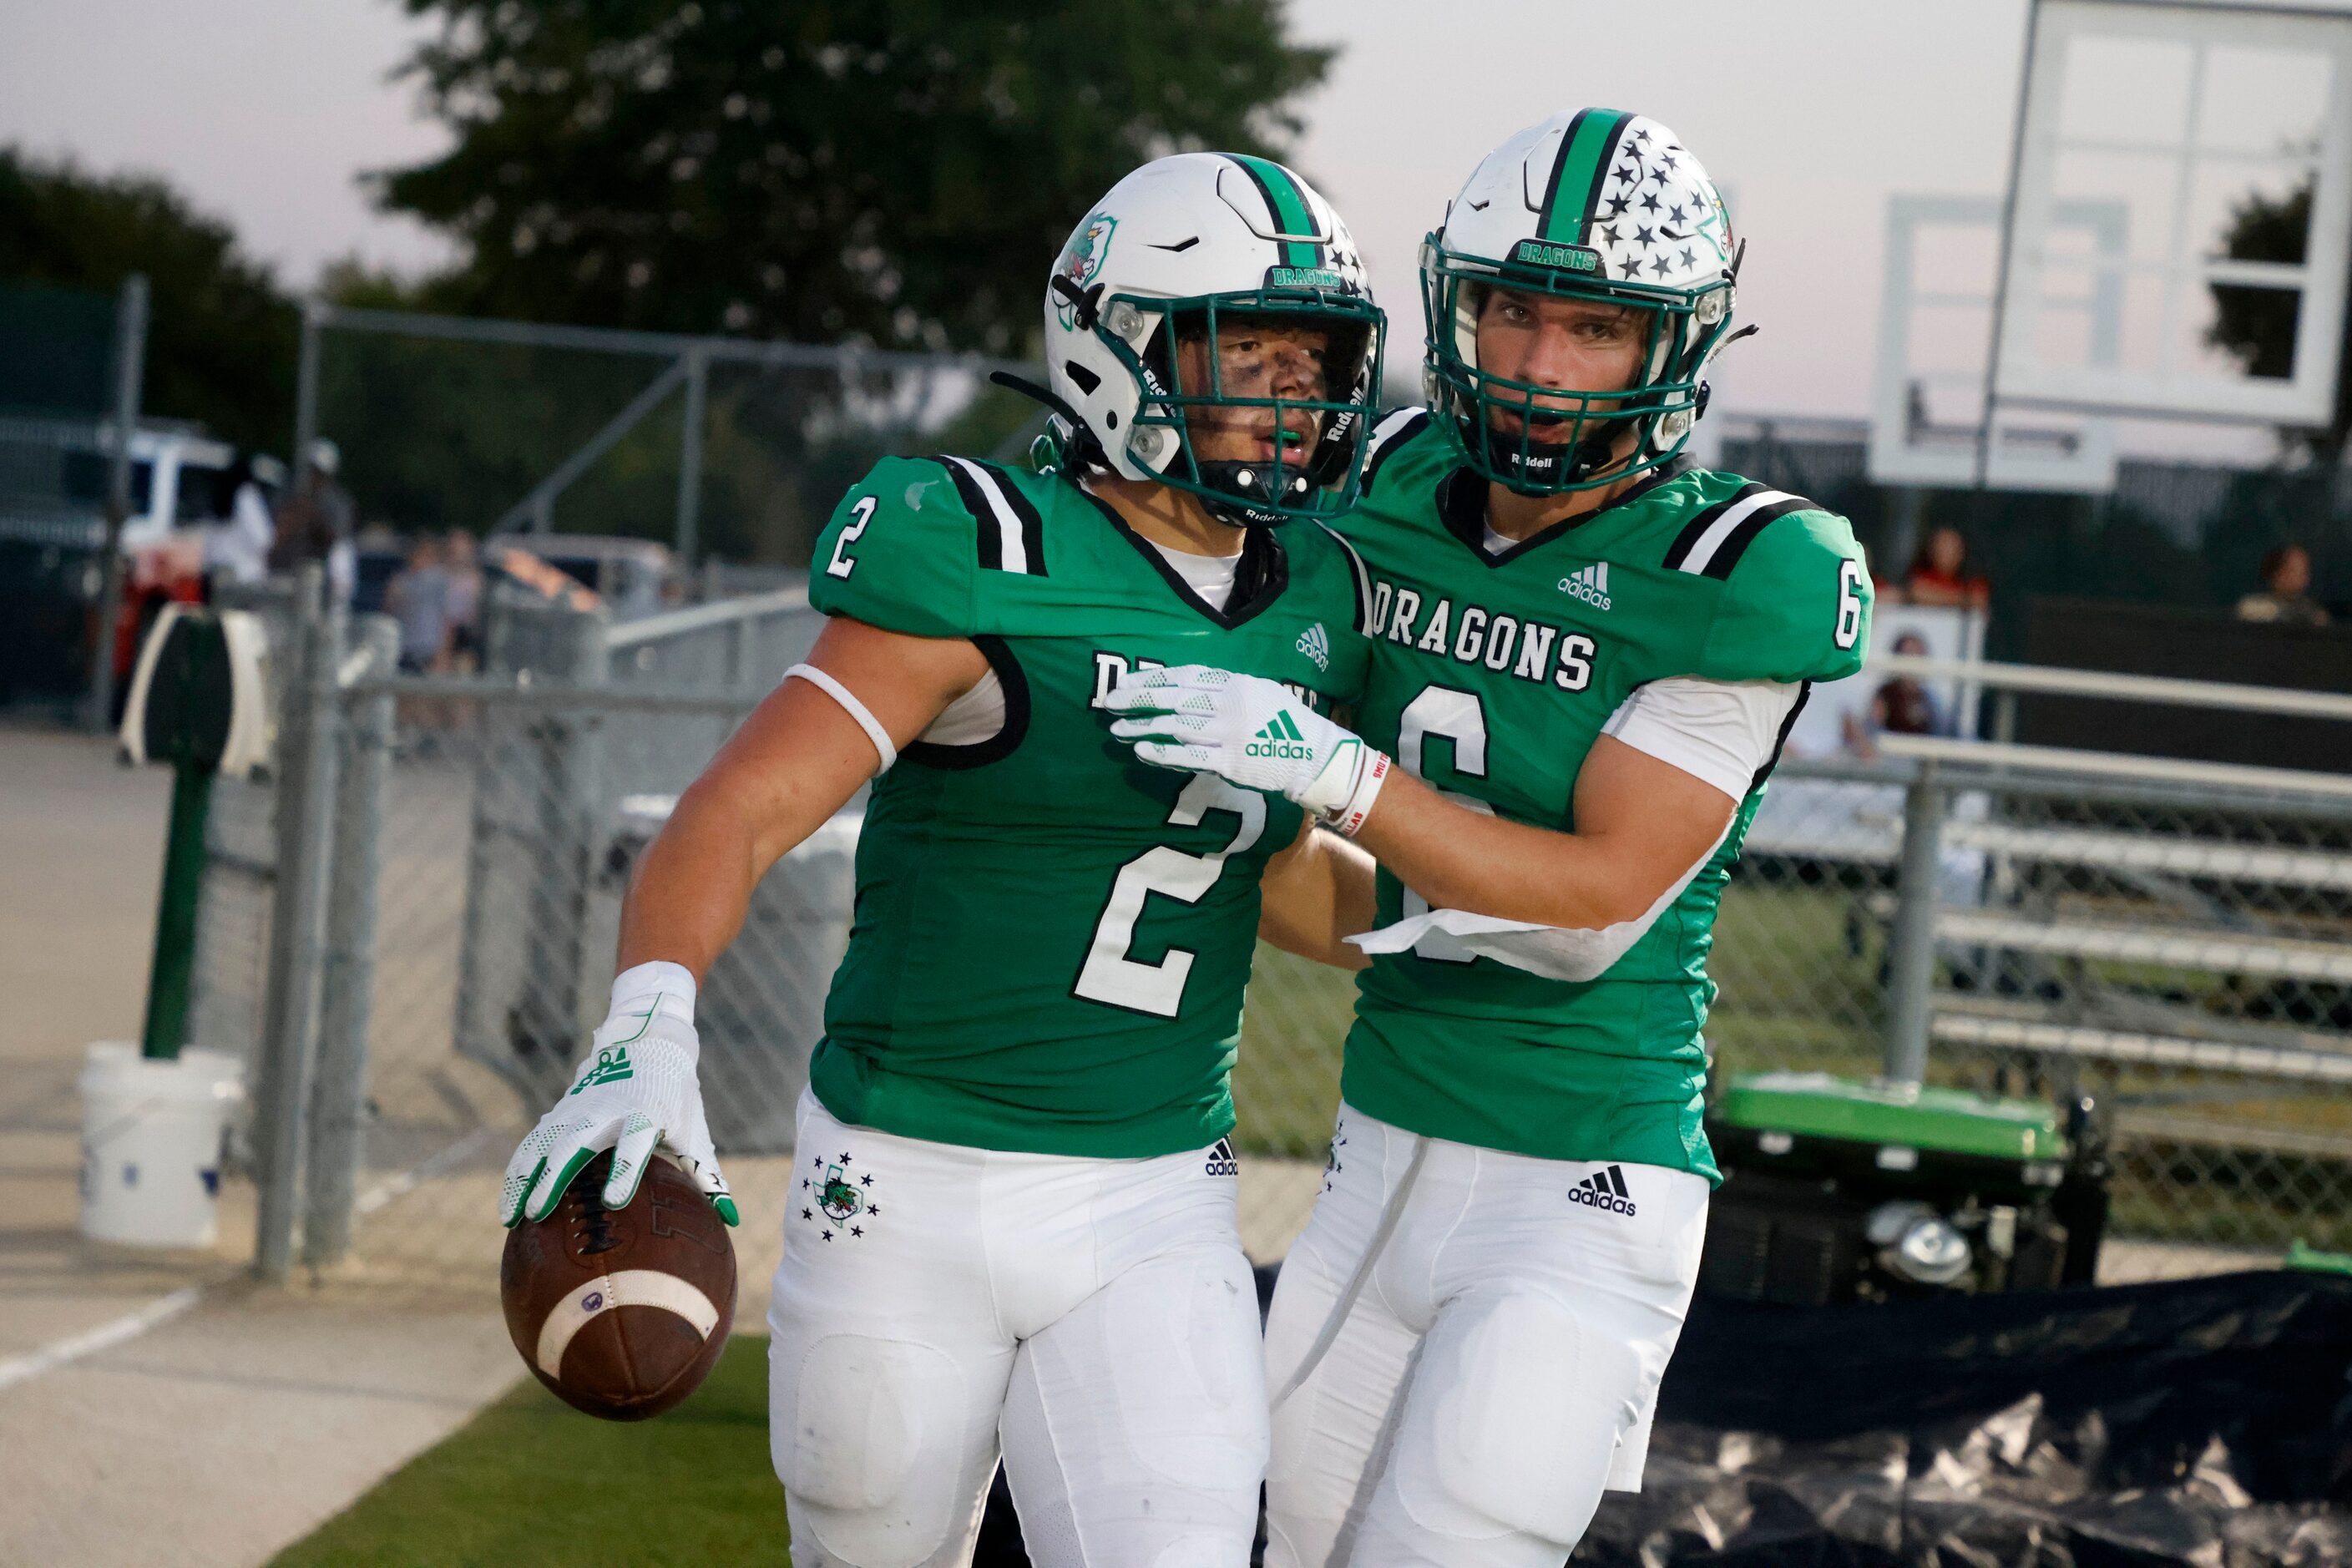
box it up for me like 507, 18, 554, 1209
1256, 817, 1377, 969
1348, 734, 1732, 928
496, 617, 985, 1229
615, 616, 988, 978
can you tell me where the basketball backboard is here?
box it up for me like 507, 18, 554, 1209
1994, 0, 2352, 426
1869, 194, 2122, 492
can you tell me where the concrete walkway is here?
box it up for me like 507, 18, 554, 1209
0, 725, 524, 1568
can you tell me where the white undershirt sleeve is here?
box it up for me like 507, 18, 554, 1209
1348, 676, 1803, 982
1600, 676, 1803, 804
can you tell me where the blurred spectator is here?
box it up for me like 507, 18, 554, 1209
270, 439, 357, 606
201, 454, 276, 586
494, 544, 601, 611
1844, 631, 1950, 759
443, 529, 484, 673
1896, 525, 1990, 609
385, 536, 451, 675
2236, 544, 2330, 628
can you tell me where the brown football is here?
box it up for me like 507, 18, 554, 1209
499, 1150, 737, 1421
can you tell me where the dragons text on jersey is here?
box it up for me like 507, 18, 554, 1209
807, 454, 1370, 1159
1333, 411, 1871, 1179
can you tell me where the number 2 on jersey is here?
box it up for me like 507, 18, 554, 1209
826, 495, 878, 579
1074, 773, 1267, 1016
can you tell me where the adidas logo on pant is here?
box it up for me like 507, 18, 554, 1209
1246, 711, 1314, 760
1557, 561, 1612, 612
1203, 1137, 1238, 1177
1569, 1164, 1636, 1216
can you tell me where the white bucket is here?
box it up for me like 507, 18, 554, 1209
78, 1041, 245, 1248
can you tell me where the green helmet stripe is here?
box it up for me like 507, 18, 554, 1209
1535, 109, 1634, 245
1229, 154, 1323, 270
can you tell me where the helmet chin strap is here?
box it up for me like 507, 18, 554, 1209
1484, 411, 1638, 491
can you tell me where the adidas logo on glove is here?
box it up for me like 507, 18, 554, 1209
1247, 711, 1317, 760
1558, 561, 1612, 611
1569, 1164, 1636, 1216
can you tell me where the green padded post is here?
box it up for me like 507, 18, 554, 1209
141, 756, 215, 1060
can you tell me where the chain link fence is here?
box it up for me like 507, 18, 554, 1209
301, 306, 1044, 569
185, 595, 2352, 1300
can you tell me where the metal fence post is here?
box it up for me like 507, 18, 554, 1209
253, 569, 345, 1281
291, 297, 323, 483
488, 605, 610, 1087
1883, 757, 1945, 1085
301, 614, 397, 1266
84, 272, 149, 733
676, 346, 707, 567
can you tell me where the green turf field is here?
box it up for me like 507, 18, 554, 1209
269, 1338, 786, 1568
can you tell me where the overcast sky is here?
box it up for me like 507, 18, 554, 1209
0, 1, 2323, 456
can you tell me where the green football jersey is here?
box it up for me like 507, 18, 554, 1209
805, 453, 1370, 1158
1333, 412, 1873, 1179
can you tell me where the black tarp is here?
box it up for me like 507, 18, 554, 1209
971, 1267, 2352, 1565
1586, 1269, 2352, 1565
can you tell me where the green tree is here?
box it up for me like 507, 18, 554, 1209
2208, 179, 2352, 463
376, 0, 1334, 352
0, 147, 298, 453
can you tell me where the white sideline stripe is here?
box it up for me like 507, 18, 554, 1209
942, 455, 1029, 575
535, 1268, 721, 1379
0, 1285, 205, 1394
1677, 489, 1793, 575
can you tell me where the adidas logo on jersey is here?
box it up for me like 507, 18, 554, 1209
1247, 711, 1315, 760
1297, 622, 1330, 671
1204, 1137, 1238, 1177
1558, 562, 1612, 611
1569, 1164, 1636, 1216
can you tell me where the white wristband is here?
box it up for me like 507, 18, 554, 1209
1319, 748, 1391, 838
786, 662, 897, 773
610, 959, 697, 1022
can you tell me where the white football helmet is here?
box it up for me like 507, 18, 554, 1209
1035, 152, 1384, 526
1422, 109, 1741, 493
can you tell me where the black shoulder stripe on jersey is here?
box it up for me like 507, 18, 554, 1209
1749, 680, 1812, 795
1661, 481, 1768, 571
1313, 520, 1375, 636
937, 456, 1048, 577
1700, 494, 1813, 581
1360, 408, 1430, 495
901, 635, 1031, 772
973, 459, 1048, 577
938, 456, 1003, 571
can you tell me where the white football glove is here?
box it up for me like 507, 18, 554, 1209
1105, 664, 1391, 836
498, 968, 736, 1228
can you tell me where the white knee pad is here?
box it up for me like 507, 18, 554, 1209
772, 1333, 985, 1568
1389, 1291, 1640, 1550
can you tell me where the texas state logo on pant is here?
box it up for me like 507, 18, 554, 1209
797, 1150, 882, 1242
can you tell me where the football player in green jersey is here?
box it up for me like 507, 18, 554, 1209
1107, 111, 1874, 1565
496, 152, 1386, 1566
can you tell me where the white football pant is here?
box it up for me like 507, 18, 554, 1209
769, 1090, 1267, 1568
1263, 1103, 1708, 1568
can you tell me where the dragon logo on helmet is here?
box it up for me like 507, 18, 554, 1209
1054, 213, 1118, 328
